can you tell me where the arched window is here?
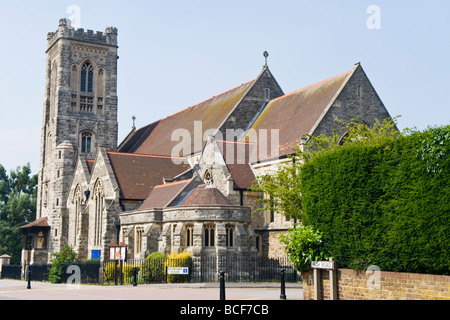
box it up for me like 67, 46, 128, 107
226, 225, 234, 247
186, 225, 194, 247
204, 170, 213, 186
204, 224, 215, 247
81, 132, 93, 153
73, 185, 83, 246
94, 181, 104, 247
81, 62, 94, 93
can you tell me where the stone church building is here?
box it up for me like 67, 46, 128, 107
20, 19, 393, 266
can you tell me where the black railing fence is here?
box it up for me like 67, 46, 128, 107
104, 256, 299, 285
1, 256, 300, 285
1, 265, 22, 280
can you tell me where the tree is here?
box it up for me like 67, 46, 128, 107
0, 163, 38, 264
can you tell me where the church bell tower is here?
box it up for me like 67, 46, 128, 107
36, 18, 119, 258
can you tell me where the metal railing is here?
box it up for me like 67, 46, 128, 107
1, 257, 300, 285
102, 256, 299, 285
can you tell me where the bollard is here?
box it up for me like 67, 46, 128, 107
133, 267, 137, 287
280, 268, 286, 299
219, 270, 226, 300
27, 264, 31, 289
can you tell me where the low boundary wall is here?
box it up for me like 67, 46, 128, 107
303, 268, 450, 300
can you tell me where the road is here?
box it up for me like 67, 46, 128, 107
0, 279, 303, 300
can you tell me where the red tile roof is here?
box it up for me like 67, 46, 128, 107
107, 152, 190, 200
20, 217, 50, 229
117, 79, 256, 156
139, 179, 191, 209
216, 140, 257, 190
179, 184, 233, 207
245, 70, 352, 161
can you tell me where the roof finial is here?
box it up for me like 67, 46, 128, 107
263, 51, 269, 68
132, 115, 136, 130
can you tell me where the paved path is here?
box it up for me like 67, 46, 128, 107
0, 280, 303, 300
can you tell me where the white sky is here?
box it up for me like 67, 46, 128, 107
0, 0, 449, 174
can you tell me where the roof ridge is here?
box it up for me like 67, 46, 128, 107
107, 151, 186, 160
153, 179, 191, 188
269, 70, 352, 104
157, 78, 257, 122
215, 139, 255, 145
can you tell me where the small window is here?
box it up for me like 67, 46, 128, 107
256, 235, 262, 252
265, 88, 270, 101
226, 225, 234, 247
186, 225, 194, 247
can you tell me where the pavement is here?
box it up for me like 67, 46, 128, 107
0, 279, 303, 300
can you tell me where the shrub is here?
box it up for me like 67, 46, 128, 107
48, 245, 78, 284
279, 225, 329, 274
141, 251, 166, 283
300, 125, 450, 274
164, 251, 192, 283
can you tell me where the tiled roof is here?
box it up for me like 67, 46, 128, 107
107, 152, 190, 200
85, 159, 95, 175
118, 79, 256, 156
20, 217, 50, 229
178, 184, 233, 207
244, 70, 352, 162
139, 179, 191, 210
216, 140, 257, 190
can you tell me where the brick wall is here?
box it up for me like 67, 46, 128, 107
303, 268, 450, 300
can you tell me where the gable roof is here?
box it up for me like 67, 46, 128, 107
139, 179, 192, 210
244, 69, 353, 162
178, 184, 233, 207
117, 79, 256, 156
107, 152, 190, 200
215, 139, 257, 190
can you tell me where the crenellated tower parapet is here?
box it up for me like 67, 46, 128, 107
46, 18, 118, 53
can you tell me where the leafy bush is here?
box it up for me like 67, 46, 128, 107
279, 225, 329, 273
48, 245, 78, 283
141, 251, 166, 283
165, 251, 192, 283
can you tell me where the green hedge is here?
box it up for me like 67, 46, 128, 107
300, 125, 450, 274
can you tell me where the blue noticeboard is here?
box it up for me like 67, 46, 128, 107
91, 250, 101, 259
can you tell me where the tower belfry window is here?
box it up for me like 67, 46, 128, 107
81, 62, 94, 93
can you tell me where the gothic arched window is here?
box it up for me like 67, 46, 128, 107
81, 132, 93, 153
73, 185, 83, 246
94, 181, 104, 247
80, 62, 94, 93
204, 224, 215, 247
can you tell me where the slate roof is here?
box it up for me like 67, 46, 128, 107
244, 70, 352, 162
107, 152, 190, 200
178, 184, 233, 207
117, 79, 256, 156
